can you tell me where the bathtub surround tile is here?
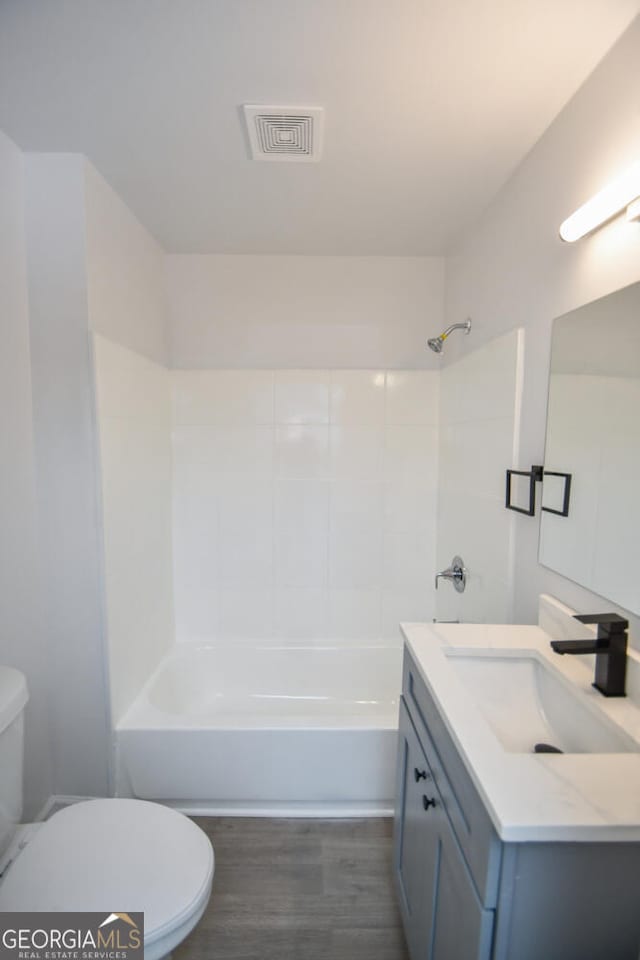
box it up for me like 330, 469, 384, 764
434, 569, 511, 625
385, 371, 439, 425
383, 424, 438, 482
329, 426, 383, 479
172, 425, 274, 474
171, 509, 218, 582
171, 480, 220, 567
327, 588, 382, 640
438, 488, 512, 585
210, 425, 274, 475
172, 520, 219, 639
172, 370, 275, 425
174, 576, 219, 641
439, 416, 514, 500
383, 529, 436, 590
329, 371, 386, 426
217, 586, 274, 639
172, 369, 439, 642
382, 590, 435, 640
171, 425, 204, 464
172, 462, 219, 536
216, 482, 274, 586
275, 424, 330, 478
329, 526, 383, 589
274, 588, 328, 640
274, 479, 330, 588
172, 448, 219, 493
384, 479, 437, 535
435, 329, 522, 624
439, 332, 518, 426
330, 481, 385, 537
94, 337, 174, 721
172, 470, 219, 641
274, 370, 330, 424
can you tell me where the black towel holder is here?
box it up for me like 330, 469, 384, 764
505, 465, 571, 517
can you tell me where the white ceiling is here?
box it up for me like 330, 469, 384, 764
0, 0, 638, 255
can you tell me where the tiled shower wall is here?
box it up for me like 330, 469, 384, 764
94, 335, 174, 720
435, 329, 523, 623
172, 369, 439, 642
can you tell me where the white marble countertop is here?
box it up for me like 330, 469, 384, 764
401, 621, 640, 843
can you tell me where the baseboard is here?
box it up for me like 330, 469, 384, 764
160, 799, 395, 818
34, 794, 394, 821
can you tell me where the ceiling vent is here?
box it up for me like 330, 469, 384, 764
242, 105, 324, 162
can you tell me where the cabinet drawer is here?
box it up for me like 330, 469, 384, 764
402, 648, 502, 908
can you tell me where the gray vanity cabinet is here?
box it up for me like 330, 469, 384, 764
394, 647, 640, 960
394, 700, 441, 958
395, 699, 494, 960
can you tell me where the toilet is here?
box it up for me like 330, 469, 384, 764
0, 666, 214, 960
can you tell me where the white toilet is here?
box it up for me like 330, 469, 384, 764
0, 666, 214, 960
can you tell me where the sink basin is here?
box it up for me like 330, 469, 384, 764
445, 650, 637, 754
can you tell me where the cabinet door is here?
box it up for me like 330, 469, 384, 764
395, 699, 495, 960
394, 700, 441, 959
431, 819, 495, 960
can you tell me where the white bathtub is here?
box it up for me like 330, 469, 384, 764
117, 642, 402, 816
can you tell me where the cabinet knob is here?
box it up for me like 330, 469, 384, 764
422, 795, 437, 811
414, 767, 429, 782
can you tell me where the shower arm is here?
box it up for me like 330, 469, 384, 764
437, 320, 472, 342
427, 318, 472, 353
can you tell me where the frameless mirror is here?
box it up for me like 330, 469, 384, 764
539, 281, 640, 614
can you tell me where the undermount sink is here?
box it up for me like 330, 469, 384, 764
445, 649, 637, 755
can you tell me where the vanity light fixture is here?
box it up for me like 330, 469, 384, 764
627, 196, 640, 223
559, 161, 640, 242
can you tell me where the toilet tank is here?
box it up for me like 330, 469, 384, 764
0, 667, 29, 859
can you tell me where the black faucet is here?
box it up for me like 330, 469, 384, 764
550, 613, 628, 698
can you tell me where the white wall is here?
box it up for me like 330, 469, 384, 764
0, 130, 54, 818
24, 153, 112, 798
23, 153, 171, 798
166, 255, 445, 369
85, 165, 168, 365
172, 369, 438, 642
93, 336, 174, 721
435, 330, 523, 624
443, 16, 640, 641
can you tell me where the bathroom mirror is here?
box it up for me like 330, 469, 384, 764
539, 281, 640, 614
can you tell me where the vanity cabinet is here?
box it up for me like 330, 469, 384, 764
395, 699, 494, 959
394, 647, 640, 960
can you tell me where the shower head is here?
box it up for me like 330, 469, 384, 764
427, 319, 472, 354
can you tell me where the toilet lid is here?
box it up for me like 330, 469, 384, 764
0, 799, 214, 946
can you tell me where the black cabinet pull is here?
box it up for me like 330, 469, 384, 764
422, 795, 437, 811
414, 767, 429, 782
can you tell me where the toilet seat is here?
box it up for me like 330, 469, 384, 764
0, 799, 214, 960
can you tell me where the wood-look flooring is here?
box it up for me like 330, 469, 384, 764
174, 817, 409, 960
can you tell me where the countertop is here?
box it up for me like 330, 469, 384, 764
401, 621, 640, 843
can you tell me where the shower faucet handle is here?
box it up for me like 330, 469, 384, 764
435, 556, 467, 593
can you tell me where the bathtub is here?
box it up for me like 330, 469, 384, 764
117, 642, 402, 816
